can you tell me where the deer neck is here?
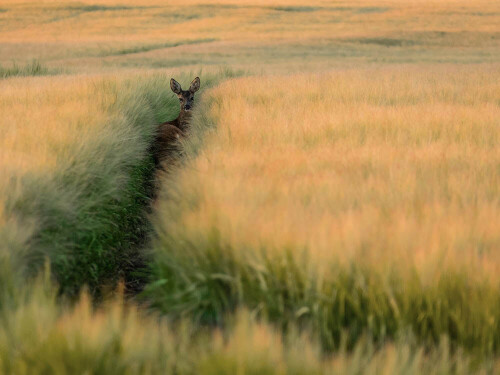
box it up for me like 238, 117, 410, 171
177, 109, 191, 131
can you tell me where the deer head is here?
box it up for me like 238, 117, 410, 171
170, 77, 200, 112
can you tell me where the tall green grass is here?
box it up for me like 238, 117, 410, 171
0, 68, 241, 302
0, 73, 182, 300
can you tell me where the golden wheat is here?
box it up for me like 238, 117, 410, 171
157, 66, 500, 282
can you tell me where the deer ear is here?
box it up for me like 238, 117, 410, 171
189, 77, 200, 93
170, 78, 182, 94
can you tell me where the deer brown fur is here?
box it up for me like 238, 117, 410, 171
152, 77, 200, 166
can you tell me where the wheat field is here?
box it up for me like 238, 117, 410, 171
150, 65, 500, 354
156, 68, 499, 273
1, 0, 499, 373
1, 0, 498, 72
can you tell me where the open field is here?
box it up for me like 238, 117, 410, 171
0, 0, 499, 73
1, 0, 499, 373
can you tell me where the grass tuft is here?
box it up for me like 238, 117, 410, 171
0, 60, 53, 79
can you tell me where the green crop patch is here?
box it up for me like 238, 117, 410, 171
351, 37, 416, 47
270, 6, 322, 12
104, 38, 217, 57
63, 5, 149, 12
0, 60, 56, 79
355, 6, 390, 13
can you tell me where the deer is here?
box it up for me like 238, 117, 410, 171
152, 76, 200, 167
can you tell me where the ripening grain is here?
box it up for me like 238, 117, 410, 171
156, 66, 500, 276
1, 0, 498, 72
150, 65, 500, 353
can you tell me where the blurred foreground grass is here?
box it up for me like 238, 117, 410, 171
2, 276, 498, 374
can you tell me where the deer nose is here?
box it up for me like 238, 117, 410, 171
184, 104, 191, 110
